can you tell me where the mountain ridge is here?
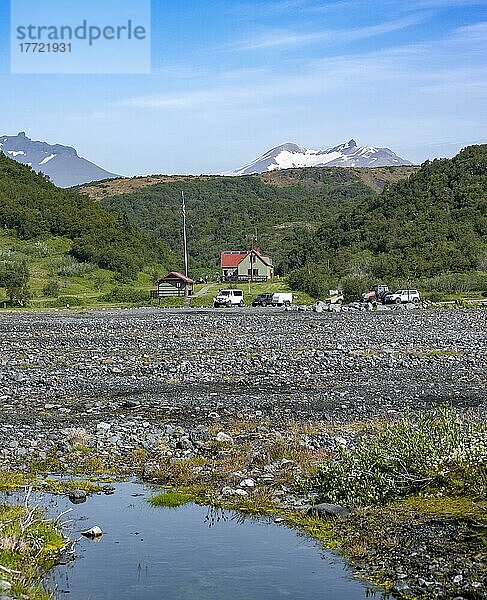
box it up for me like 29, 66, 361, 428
231, 139, 414, 174
0, 132, 118, 188
79, 165, 418, 200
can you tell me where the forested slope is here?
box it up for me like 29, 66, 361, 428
81, 166, 415, 270
295, 145, 487, 280
0, 154, 166, 278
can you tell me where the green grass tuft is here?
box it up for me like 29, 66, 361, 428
0, 501, 66, 599
149, 490, 195, 507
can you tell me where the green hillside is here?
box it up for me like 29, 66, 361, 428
2, 146, 484, 308
0, 155, 171, 307
285, 145, 487, 297
0, 154, 170, 277
79, 166, 416, 271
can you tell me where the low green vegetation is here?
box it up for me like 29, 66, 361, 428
2, 148, 486, 306
190, 279, 314, 307
0, 470, 103, 494
0, 227, 313, 309
149, 490, 195, 507
311, 405, 486, 507
79, 146, 486, 303
0, 230, 164, 309
0, 500, 65, 599
0, 154, 172, 294
93, 168, 396, 272
1, 408, 484, 598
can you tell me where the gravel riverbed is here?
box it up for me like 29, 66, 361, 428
0, 307, 486, 599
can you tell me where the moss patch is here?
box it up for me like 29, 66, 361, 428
149, 490, 196, 507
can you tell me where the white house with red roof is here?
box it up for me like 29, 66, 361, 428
220, 247, 274, 282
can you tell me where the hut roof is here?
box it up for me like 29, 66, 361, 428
156, 271, 194, 284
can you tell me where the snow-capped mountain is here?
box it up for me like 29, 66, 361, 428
232, 140, 413, 175
0, 132, 118, 187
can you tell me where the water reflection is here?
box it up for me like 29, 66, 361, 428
3, 482, 382, 600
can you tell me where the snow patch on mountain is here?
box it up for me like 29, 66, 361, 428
39, 153, 56, 165
231, 139, 413, 175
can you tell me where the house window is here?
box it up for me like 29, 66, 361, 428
247, 268, 259, 276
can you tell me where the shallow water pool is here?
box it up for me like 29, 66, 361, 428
12, 482, 380, 599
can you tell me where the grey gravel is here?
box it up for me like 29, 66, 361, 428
0, 307, 485, 600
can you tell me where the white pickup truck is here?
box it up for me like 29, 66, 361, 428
271, 292, 293, 306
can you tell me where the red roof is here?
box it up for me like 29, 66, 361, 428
221, 251, 248, 268
221, 248, 273, 269
156, 271, 194, 284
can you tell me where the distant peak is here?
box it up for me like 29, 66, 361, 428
0, 131, 119, 187
232, 138, 413, 174
272, 143, 306, 153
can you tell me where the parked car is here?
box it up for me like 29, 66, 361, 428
214, 289, 244, 307
271, 292, 293, 306
384, 289, 421, 304
252, 293, 275, 307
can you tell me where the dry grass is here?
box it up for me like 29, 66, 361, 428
79, 174, 217, 200
233, 488, 277, 513
61, 427, 92, 447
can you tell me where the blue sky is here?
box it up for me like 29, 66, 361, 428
0, 0, 486, 175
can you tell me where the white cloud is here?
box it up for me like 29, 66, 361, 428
101, 24, 482, 169
67, 111, 117, 123
227, 13, 428, 50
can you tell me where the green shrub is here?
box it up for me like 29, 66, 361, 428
414, 271, 487, 294
424, 291, 446, 302
156, 297, 184, 308
312, 406, 486, 507
0, 260, 30, 305
24, 240, 54, 258
287, 267, 335, 299
340, 274, 372, 303
101, 286, 150, 304
57, 257, 97, 277
42, 280, 61, 297
54, 295, 84, 307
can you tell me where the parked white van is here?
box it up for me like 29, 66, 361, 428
213, 289, 244, 308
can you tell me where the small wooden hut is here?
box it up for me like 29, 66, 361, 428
151, 271, 194, 299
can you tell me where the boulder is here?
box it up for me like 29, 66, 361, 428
215, 432, 234, 444
307, 503, 350, 518
81, 526, 103, 538
68, 489, 87, 504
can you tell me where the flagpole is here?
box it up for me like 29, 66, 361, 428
181, 191, 189, 279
